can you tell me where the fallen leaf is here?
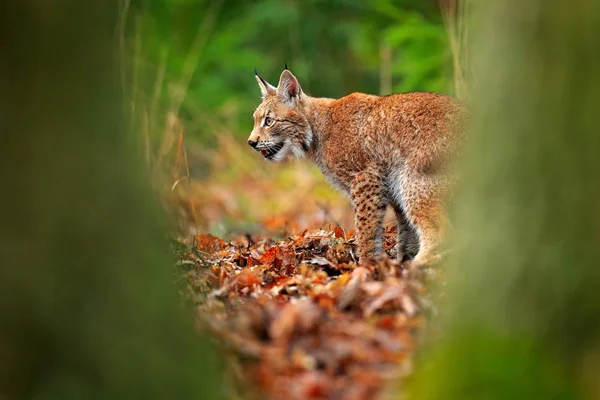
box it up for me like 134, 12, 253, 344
236, 267, 263, 288
195, 233, 225, 253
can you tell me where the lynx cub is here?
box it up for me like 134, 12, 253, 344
248, 68, 466, 267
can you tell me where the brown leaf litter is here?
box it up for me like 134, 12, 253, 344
177, 226, 440, 400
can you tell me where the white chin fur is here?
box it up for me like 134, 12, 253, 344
270, 141, 306, 162
270, 142, 289, 162
290, 142, 306, 159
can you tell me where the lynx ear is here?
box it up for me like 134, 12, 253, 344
255, 69, 276, 99
277, 69, 302, 106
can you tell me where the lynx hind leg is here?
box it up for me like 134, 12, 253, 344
391, 204, 419, 262
351, 169, 387, 263
399, 169, 450, 267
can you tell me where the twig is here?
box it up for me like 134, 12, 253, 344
181, 131, 199, 236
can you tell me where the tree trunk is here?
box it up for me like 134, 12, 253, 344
0, 2, 222, 398
411, 1, 600, 398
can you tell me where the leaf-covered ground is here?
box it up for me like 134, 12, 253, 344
176, 224, 439, 400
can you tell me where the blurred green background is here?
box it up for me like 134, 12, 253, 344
127, 0, 450, 148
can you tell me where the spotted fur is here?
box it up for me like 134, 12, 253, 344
248, 69, 467, 267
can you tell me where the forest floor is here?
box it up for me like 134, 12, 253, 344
175, 226, 440, 399
171, 136, 441, 399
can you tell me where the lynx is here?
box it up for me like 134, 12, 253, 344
248, 68, 467, 267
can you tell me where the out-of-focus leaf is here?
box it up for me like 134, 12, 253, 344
178, 226, 434, 399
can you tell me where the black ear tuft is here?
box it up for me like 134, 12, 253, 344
284, 62, 288, 70
255, 69, 276, 98
255, 68, 269, 87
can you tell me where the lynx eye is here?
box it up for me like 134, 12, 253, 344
264, 117, 274, 127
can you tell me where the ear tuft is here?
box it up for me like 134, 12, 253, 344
277, 69, 302, 105
284, 62, 288, 70
254, 69, 276, 99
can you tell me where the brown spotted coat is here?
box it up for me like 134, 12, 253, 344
248, 69, 467, 266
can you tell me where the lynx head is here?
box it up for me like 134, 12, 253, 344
248, 68, 313, 161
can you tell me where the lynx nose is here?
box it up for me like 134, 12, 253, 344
247, 140, 258, 148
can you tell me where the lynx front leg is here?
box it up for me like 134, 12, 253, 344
351, 170, 387, 263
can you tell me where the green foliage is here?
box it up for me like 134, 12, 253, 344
129, 0, 450, 143
385, 12, 448, 93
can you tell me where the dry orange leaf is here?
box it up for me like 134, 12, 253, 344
333, 226, 345, 238
236, 267, 263, 288
195, 233, 225, 253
